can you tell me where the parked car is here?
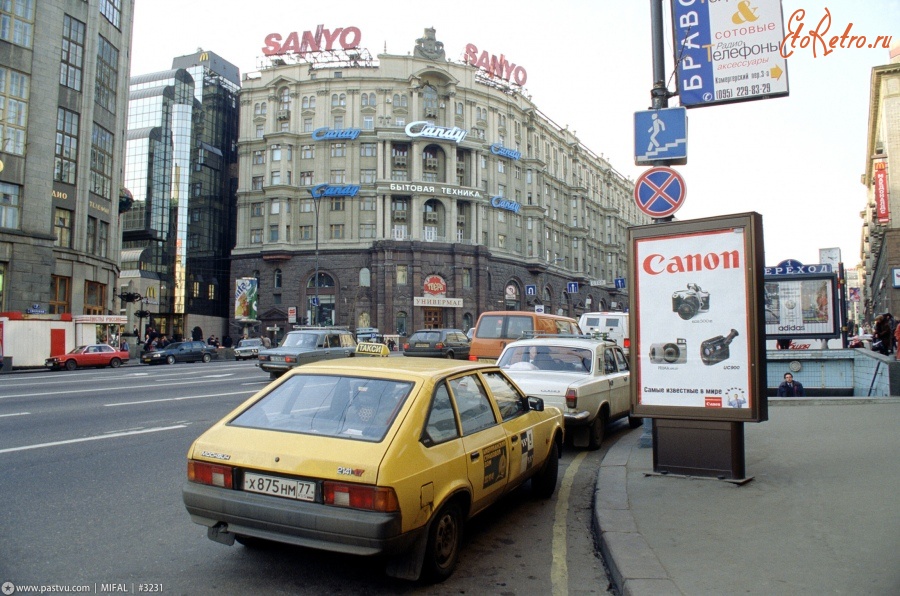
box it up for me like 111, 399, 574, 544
497, 336, 638, 450
233, 338, 264, 361
403, 328, 470, 359
468, 311, 581, 362
257, 327, 356, 378
141, 341, 218, 365
45, 344, 130, 371
182, 358, 563, 582
578, 311, 630, 354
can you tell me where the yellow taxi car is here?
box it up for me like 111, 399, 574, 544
182, 357, 563, 582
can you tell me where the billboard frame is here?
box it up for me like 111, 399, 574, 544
763, 272, 841, 340
629, 212, 767, 423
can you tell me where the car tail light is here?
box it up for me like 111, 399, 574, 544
468, 355, 477, 361
624, 338, 631, 350
565, 388, 577, 409
435, 342, 445, 349
188, 460, 234, 489
403, 343, 409, 350
323, 481, 399, 512
285, 356, 297, 363
258, 355, 269, 361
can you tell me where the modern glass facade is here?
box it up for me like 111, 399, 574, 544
121, 51, 239, 340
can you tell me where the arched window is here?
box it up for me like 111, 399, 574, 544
367, 92, 376, 106
393, 93, 407, 108
339, 93, 346, 107
456, 102, 464, 116
359, 267, 371, 287
463, 312, 473, 332
332, 93, 340, 107
254, 103, 261, 115
274, 269, 282, 289
260, 102, 266, 115
423, 85, 438, 117
396, 311, 408, 336
302, 96, 309, 109
361, 94, 369, 107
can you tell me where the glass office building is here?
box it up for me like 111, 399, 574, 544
121, 50, 239, 340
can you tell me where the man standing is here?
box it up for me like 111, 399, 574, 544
777, 373, 805, 397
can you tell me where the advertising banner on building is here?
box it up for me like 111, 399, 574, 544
875, 162, 890, 224
763, 274, 840, 339
630, 213, 767, 423
234, 277, 258, 321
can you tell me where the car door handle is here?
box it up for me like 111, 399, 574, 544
470, 451, 480, 462
510, 434, 518, 443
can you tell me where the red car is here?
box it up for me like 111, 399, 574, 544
45, 344, 130, 371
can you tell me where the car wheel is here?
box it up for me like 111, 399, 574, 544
444, 350, 454, 359
532, 440, 559, 499
588, 410, 608, 450
166, 355, 176, 365
65, 359, 77, 371
109, 358, 121, 368
423, 501, 463, 582
202, 353, 211, 363
628, 415, 643, 429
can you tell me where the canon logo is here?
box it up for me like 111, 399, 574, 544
642, 250, 740, 275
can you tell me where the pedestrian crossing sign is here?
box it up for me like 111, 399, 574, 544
634, 107, 687, 166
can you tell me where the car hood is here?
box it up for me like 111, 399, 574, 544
189, 424, 389, 484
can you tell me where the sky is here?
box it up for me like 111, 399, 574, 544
130, 0, 900, 269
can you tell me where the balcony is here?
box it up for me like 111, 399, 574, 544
424, 213, 438, 224
393, 210, 407, 221
277, 109, 291, 120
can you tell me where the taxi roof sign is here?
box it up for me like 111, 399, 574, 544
356, 342, 390, 357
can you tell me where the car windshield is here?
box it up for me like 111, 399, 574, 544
498, 345, 593, 374
70, 346, 89, 354
229, 374, 414, 442
165, 342, 184, 351
281, 333, 319, 348
238, 339, 262, 347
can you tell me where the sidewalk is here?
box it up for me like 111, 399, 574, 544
594, 399, 900, 596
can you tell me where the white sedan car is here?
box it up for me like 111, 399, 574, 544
497, 336, 639, 449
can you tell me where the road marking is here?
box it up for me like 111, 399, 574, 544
105, 389, 255, 407
0, 412, 30, 418
552, 450, 588, 596
0, 424, 187, 455
1, 380, 258, 399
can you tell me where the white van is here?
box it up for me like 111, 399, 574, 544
578, 312, 630, 353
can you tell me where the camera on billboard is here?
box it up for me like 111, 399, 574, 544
672, 283, 710, 320
701, 329, 739, 365
649, 338, 687, 364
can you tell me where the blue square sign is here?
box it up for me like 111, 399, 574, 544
634, 107, 687, 165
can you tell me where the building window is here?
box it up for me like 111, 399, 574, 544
301, 144, 314, 159
303, 117, 313, 132
0, 0, 33, 47
333, 115, 344, 129
329, 224, 344, 239
269, 225, 279, 242
463, 268, 472, 288
95, 35, 118, 113
50, 275, 71, 314
396, 265, 408, 285
300, 199, 313, 213
98, 220, 108, 258
60, 15, 85, 90
361, 92, 376, 106
251, 176, 264, 190
360, 143, 376, 157
270, 200, 280, 215
208, 284, 217, 300
360, 169, 376, 184
360, 196, 375, 211
270, 171, 281, 186
99, 0, 121, 28
359, 223, 376, 238
84, 281, 105, 315
0, 181, 20, 229
86, 216, 97, 253
330, 169, 346, 184
0, 66, 28, 155
498, 234, 506, 248
255, 124, 264, 138
54, 208, 73, 248
250, 228, 262, 243
90, 123, 113, 198
252, 150, 265, 164
299, 171, 313, 185
331, 143, 346, 157
54, 108, 79, 184
330, 197, 345, 211
272, 144, 289, 161
363, 115, 374, 130
299, 225, 312, 239
251, 202, 263, 216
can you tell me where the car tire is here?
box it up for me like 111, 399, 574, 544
422, 500, 463, 582
628, 415, 643, 429
109, 358, 121, 368
588, 410, 608, 450
166, 355, 176, 365
444, 350, 454, 359
202, 353, 211, 363
532, 440, 559, 499
65, 359, 77, 371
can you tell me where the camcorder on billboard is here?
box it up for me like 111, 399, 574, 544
763, 274, 839, 339
629, 213, 767, 423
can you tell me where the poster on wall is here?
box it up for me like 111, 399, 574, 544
234, 278, 258, 321
629, 213, 767, 423
763, 274, 839, 339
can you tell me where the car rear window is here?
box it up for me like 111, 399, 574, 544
498, 345, 592, 374
477, 315, 534, 339
410, 331, 441, 342
229, 374, 413, 442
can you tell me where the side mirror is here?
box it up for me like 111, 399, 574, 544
527, 396, 545, 412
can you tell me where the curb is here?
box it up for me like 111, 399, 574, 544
594, 429, 681, 596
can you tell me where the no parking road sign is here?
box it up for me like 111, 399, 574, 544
633, 166, 686, 218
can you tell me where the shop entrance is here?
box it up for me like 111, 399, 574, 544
423, 308, 443, 329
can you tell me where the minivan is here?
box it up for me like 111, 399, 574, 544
578, 312, 630, 354
468, 311, 581, 362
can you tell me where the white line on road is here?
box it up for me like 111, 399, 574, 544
0, 424, 187, 455
104, 389, 255, 407
0, 412, 30, 418
552, 450, 588, 596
